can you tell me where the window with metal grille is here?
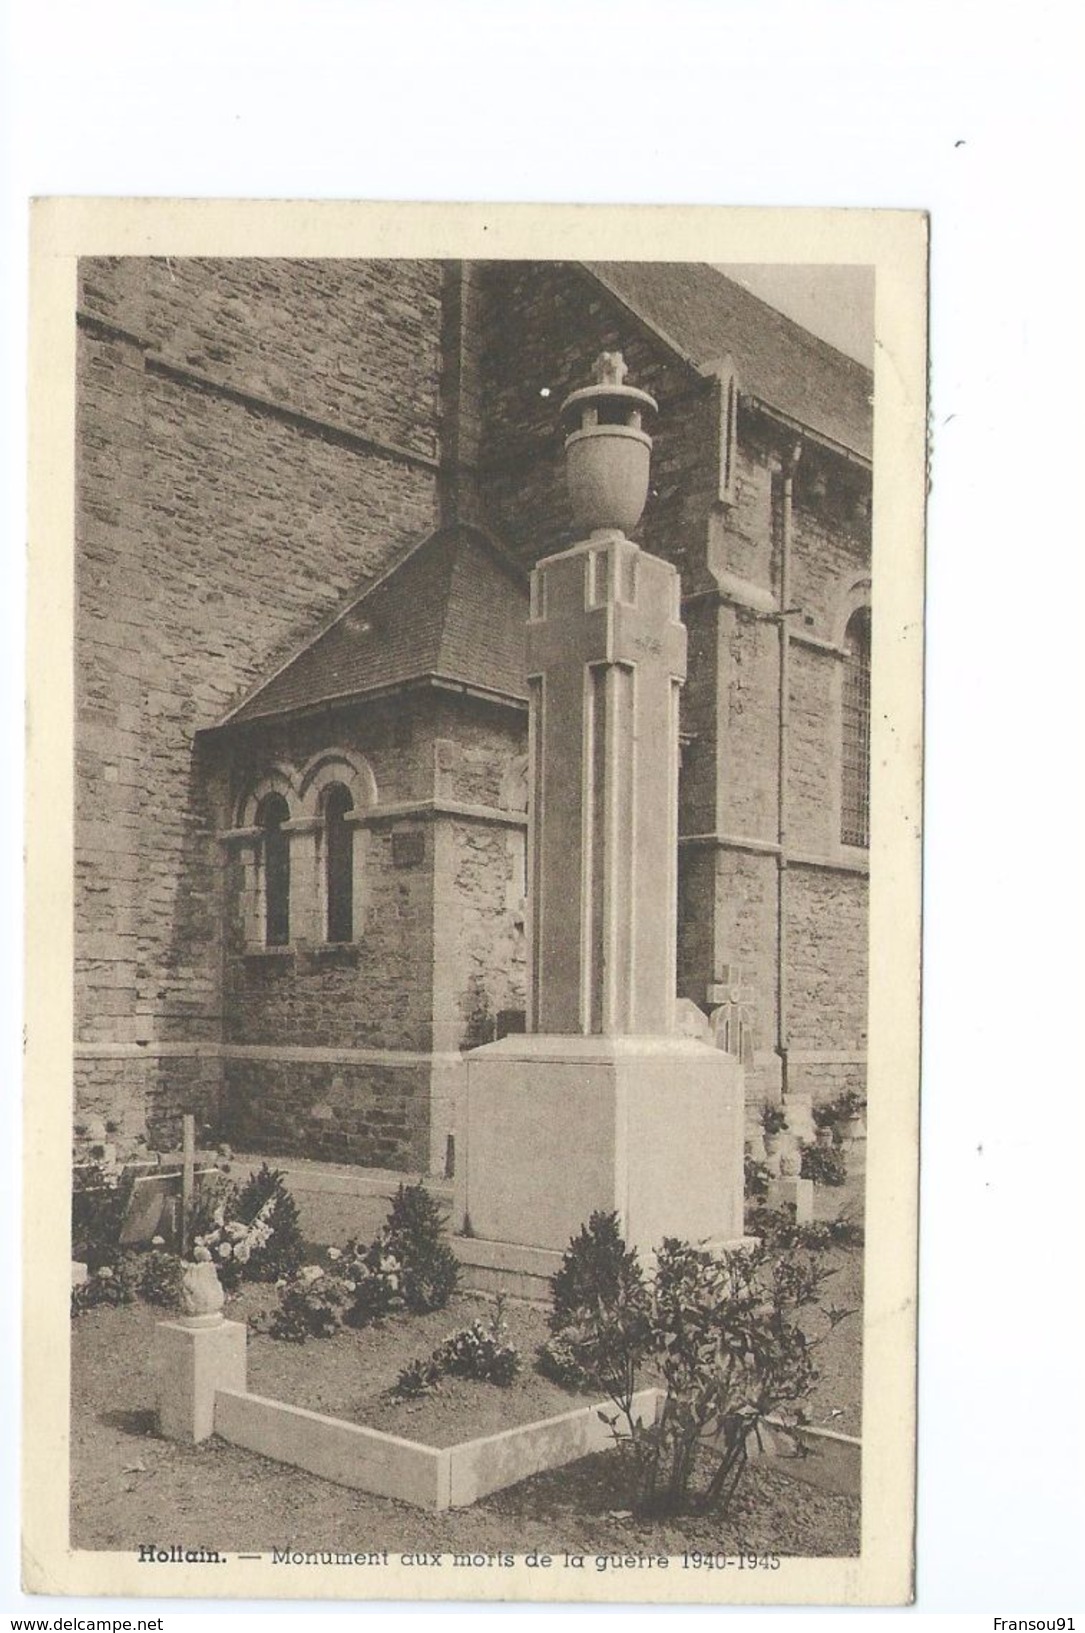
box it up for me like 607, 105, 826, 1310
257, 792, 291, 945
324, 783, 354, 943
841, 607, 871, 848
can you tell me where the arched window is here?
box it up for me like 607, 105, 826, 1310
257, 792, 291, 945
323, 783, 354, 943
841, 607, 871, 848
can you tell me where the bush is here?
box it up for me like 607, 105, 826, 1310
744, 1151, 771, 1200
383, 1182, 460, 1314
394, 1298, 521, 1397
800, 1140, 848, 1187
265, 1267, 354, 1343
744, 1202, 864, 1253
545, 1216, 855, 1516
70, 1246, 187, 1317
545, 1211, 652, 1402
70, 1253, 142, 1315
760, 1102, 787, 1137
135, 1248, 185, 1307
393, 1355, 444, 1399
71, 1163, 135, 1270
434, 1304, 521, 1386
341, 1181, 458, 1327
536, 1331, 595, 1391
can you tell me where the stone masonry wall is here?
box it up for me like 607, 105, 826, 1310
75, 258, 444, 1137
221, 1057, 431, 1171
786, 868, 869, 1056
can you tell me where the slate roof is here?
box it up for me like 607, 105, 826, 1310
217, 525, 529, 728
582, 261, 873, 461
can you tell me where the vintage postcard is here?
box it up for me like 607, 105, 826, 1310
23, 200, 926, 1605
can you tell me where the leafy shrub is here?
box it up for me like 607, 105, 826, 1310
434, 1304, 521, 1386
760, 1102, 787, 1137
341, 1181, 458, 1327
545, 1211, 652, 1401
260, 1182, 459, 1340
546, 1216, 855, 1516
383, 1182, 459, 1313
800, 1140, 848, 1187
70, 1246, 187, 1317
393, 1356, 444, 1399
266, 1267, 354, 1342
135, 1248, 185, 1307
813, 1091, 867, 1143
744, 1151, 771, 1199
71, 1163, 135, 1270
536, 1331, 595, 1391
747, 1204, 864, 1253
394, 1298, 521, 1396
70, 1253, 142, 1316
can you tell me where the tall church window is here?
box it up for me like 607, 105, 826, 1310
841, 607, 871, 848
324, 783, 354, 942
257, 792, 291, 945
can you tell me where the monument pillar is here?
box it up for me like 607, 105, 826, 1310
458, 354, 744, 1266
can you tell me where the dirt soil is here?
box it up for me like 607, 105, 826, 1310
70, 1230, 862, 1559
239, 1290, 594, 1445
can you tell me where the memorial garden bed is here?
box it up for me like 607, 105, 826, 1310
236, 1286, 591, 1445
70, 1229, 862, 1553
71, 1296, 859, 1556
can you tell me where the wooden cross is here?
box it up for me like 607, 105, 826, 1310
181, 1113, 195, 1259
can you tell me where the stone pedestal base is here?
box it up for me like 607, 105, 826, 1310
155, 1318, 247, 1443
766, 1176, 815, 1224
458, 1034, 745, 1261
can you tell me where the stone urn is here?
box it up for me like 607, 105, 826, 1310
816, 1124, 836, 1150
778, 1143, 802, 1180
833, 1112, 865, 1149
178, 1260, 225, 1328
561, 352, 658, 537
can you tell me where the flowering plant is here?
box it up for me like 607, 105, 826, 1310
192, 1197, 275, 1288
393, 1298, 521, 1397
340, 1236, 407, 1324
264, 1257, 355, 1342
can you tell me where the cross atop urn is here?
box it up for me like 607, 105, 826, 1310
560, 350, 658, 538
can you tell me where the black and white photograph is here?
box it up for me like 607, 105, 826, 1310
21, 203, 926, 1606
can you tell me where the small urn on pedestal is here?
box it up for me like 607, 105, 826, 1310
178, 1258, 226, 1328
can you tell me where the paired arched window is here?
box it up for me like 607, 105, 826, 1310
256, 792, 291, 945
236, 754, 374, 951
840, 606, 871, 848
323, 782, 354, 943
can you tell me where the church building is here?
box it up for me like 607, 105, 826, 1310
74, 257, 872, 1173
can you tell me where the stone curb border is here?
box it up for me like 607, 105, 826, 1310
213, 1385, 663, 1512
211, 1384, 860, 1510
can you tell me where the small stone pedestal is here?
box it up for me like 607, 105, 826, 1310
766, 1176, 815, 1224
154, 1318, 247, 1443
